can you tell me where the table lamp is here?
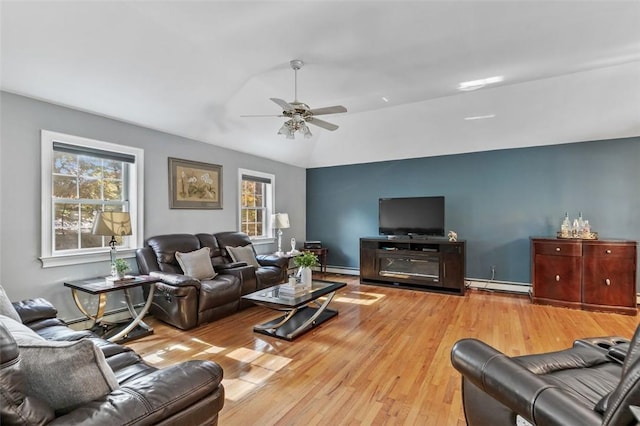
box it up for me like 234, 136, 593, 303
92, 211, 132, 277
272, 213, 290, 256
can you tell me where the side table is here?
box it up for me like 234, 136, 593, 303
64, 275, 160, 343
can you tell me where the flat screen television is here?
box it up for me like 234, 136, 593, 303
379, 196, 445, 236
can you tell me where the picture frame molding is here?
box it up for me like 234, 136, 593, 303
168, 157, 223, 209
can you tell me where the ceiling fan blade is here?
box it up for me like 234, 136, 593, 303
307, 117, 339, 131
240, 114, 284, 117
270, 98, 295, 112
309, 105, 347, 116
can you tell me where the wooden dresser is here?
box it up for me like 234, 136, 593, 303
531, 237, 637, 315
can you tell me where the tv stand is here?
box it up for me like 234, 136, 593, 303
360, 237, 466, 295
406, 233, 431, 240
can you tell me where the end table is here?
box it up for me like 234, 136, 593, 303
64, 275, 160, 343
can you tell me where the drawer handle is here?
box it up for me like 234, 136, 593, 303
555, 275, 560, 282
605, 249, 612, 254
605, 278, 611, 286
555, 247, 561, 252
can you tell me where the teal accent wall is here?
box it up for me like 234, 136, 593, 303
307, 137, 640, 286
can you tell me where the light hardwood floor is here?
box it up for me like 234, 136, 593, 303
127, 274, 638, 425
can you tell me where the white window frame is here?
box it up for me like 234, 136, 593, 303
238, 168, 275, 245
40, 130, 144, 268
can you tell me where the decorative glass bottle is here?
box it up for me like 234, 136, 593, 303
561, 212, 571, 238
577, 212, 585, 234
572, 218, 580, 238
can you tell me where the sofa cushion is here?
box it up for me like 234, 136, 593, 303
0, 314, 45, 344
146, 233, 201, 273
18, 338, 120, 414
226, 245, 260, 268
0, 284, 21, 323
176, 247, 217, 280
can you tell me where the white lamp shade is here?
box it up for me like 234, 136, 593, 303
272, 213, 290, 229
92, 211, 132, 236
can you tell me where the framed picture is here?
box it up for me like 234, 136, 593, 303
168, 157, 222, 209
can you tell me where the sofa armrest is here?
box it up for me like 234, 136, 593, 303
136, 246, 159, 275
50, 360, 224, 425
451, 338, 603, 426
215, 261, 248, 271
149, 271, 201, 290
256, 254, 289, 269
216, 263, 255, 278
12, 298, 58, 325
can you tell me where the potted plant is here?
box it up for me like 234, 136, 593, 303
293, 252, 319, 287
113, 259, 129, 279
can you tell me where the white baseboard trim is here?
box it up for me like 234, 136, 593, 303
65, 307, 141, 330
466, 279, 531, 295
325, 267, 532, 294
323, 266, 360, 276
324, 268, 640, 303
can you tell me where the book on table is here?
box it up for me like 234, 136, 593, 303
105, 275, 137, 284
278, 284, 307, 297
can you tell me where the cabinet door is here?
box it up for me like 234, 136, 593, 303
359, 248, 377, 280
441, 245, 465, 293
533, 254, 582, 302
583, 245, 636, 308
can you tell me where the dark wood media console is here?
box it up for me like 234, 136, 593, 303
360, 237, 466, 295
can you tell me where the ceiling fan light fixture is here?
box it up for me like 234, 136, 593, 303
301, 123, 312, 139
277, 118, 312, 139
277, 122, 290, 136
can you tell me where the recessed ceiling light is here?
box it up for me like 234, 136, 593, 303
458, 76, 504, 91
381, 96, 389, 103
464, 114, 496, 121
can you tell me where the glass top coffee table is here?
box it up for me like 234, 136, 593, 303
242, 279, 346, 341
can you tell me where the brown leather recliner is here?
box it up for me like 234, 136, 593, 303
451, 326, 640, 426
136, 232, 288, 330
213, 231, 289, 288
1, 298, 224, 425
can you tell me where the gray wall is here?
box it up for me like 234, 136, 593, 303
0, 92, 306, 320
307, 137, 640, 287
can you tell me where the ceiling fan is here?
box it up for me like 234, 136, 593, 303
242, 59, 347, 139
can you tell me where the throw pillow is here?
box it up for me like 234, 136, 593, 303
175, 247, 217, 280
18, 338, 120, 414
0, 323, 56, 424
0, 284, 21, 323
0, 314, 45, 344
226, 245, 260, 268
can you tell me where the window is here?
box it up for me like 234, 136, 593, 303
239, 169, 274, 241
41, 130, 144, 267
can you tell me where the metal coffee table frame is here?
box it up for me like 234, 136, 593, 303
64, 275, 159, 343
242, 279, 346, 341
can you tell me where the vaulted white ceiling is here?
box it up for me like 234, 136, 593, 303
2, 1, 639, 168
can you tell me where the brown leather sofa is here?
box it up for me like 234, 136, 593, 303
136, 231, 288, 330
1, 298, 224, 425
451, 327, 640, 426
214, 231, 289, 287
